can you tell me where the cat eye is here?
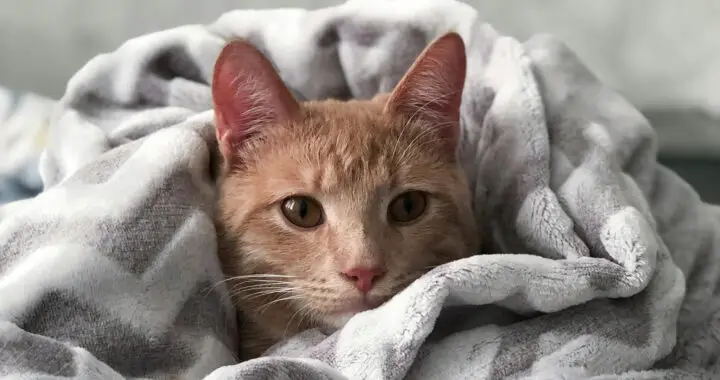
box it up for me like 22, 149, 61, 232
388, 191, 427, 224
281, 196, 324, 228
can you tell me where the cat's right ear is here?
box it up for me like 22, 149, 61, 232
212, 40, 300, 160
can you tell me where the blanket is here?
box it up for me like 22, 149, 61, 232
2, 0, 720, 378
0, 85, 53, 204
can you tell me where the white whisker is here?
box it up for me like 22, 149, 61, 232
283, 303, 311, 338
258, 295, 305, 314
237, 287, 297, 301
227, 274, 296, 279
229, 284, 292, 296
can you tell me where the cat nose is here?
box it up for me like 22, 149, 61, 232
341, 267, 385, 293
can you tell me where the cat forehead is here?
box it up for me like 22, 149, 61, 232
257, 101, 439, 161
301, 100, 398, 135
250, 157, 450, 208
258, 135, 435, 194
234, 100, 454, 193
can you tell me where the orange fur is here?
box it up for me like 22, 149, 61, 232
213, 33, 479, 359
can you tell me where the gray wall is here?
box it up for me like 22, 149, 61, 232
1, 0, 719, 113
0, 0, 331, 98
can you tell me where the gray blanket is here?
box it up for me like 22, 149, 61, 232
2, 0, 719, 379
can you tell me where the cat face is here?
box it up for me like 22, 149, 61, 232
217, 100, 478, 328
213, 33, 478, 336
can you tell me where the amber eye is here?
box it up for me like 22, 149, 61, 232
388, 191, 428, 224
281, 196, 324, 228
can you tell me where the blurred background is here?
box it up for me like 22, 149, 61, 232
0, 0, 718, 203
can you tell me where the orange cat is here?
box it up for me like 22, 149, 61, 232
213, 33, 479, 359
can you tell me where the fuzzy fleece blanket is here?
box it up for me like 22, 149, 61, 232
0, 86, 52, 204
2, 0, 720, 379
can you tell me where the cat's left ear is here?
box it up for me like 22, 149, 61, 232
384, 32, 467, 154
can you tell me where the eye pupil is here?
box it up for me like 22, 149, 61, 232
299, 199, 308, 219
281, 196, 323, 228
403, 197, 413, 213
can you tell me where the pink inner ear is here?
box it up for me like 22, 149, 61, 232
212, 40, 300, 157
384, 32, 467, 151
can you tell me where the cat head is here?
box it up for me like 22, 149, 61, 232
213, 33, 478, 330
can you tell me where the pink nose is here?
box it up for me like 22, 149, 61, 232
341, 267, 385, 293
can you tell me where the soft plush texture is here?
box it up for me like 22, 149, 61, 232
0, 85, 53, 204
1, 0, 719, 378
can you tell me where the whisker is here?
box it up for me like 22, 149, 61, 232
230, 284, 293, 294
237, 287, 289, 298
231, 279, 294, 286
224, 281, 292, 297
283, 303, 311, 338
227, 280, 292, 290
209, 274, 295, 295
291, 305, 315, 338
226, 274, 296, 280
219, 275, 296, 299
257, 295, 305, 314
235, 287, 298, 302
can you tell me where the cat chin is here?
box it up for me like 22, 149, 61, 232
321, 311, 358, 329
319, 297, 388, 329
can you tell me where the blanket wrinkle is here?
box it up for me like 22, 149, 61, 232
1, 0, 719, 379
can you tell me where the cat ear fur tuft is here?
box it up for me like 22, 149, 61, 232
212, 39, 300, 158
384, 32, 467, 153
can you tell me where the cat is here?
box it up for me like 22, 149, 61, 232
212, 32, 479, 360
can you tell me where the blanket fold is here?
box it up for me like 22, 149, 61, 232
1, 0, 719, 379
